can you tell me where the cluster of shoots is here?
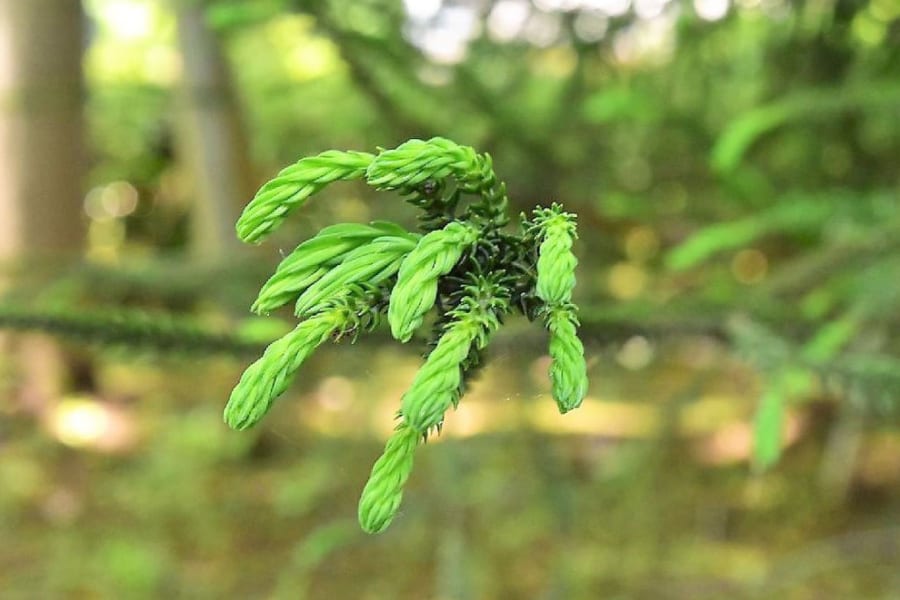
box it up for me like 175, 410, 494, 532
224, 138, 588, 533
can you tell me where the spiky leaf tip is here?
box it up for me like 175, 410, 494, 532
236, 150, 374, 243
366, 137, 480, 191
544, 306, 588, 413
358, 423, 420, 534
532, 204, 578, 306
388, 220, 480, 342
224, 309, 346, 430
400, 278, 509, 434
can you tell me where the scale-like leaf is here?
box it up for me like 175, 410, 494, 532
253, 221, 408, 314
294, 234, 418, 316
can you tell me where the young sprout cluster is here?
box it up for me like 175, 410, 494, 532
225, 138, 588, 533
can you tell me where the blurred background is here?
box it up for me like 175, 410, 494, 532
0, 0, 898, 597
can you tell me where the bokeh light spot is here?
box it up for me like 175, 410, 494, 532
316, 377, 355, 412
588, 0, 632, 18
523, 11, 563, 47
851, 11, 887, 46
634, 0, 668, 20
608, 262, 648, 299
616, 336, 655, 370
101, 1, 154, 40
84, 182, 139, 220
694, 0, 729, 21
731, 248, 768, 284
286, 39, 339, 81
574, 11, 608, 42
49, 399, 113, 448
624, 226, 660, 262
403, 0, 442, 22
487, 0, 532, 42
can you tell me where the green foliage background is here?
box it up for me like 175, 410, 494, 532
1, 0, 899, 597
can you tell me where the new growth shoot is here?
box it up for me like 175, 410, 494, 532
225, 138, 588, 533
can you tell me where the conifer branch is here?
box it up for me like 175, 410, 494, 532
0, 304, 265, 356
225, 138, 587, 533
531, 204, 588, 412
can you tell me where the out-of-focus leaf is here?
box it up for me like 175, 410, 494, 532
712, 82, 900, 174
235, 315, 293, 344
802, 317, 857, 365
666, 197, 833, 270
206, 0, 287, 31
582, 87, 662, 124
753, 385, 785, 471
271, 520, 359, 599
290, 520, 358, 570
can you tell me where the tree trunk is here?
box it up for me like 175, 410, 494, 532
0, 0, 87, 413
0, 0, 86, 266
174, 1, 254, 261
